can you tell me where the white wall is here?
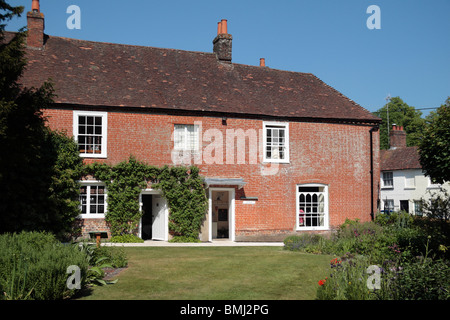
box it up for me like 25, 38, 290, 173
380, 169, 450, 215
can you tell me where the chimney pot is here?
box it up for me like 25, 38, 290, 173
221, 19, 228, 34
260, 58, 265, 67
32, 0, 40, 12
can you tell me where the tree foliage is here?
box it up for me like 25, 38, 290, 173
0, 2, 83, 239
373, 97, 426, 150
418, 97, 450, 184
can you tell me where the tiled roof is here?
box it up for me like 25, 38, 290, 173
12, 33, 380, 122
380, 146, 422, 171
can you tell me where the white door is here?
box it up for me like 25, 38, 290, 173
151, 195, 166, 240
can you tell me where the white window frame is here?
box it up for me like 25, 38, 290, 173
382, 171, 393, 188
173, 124, 200, 152
79, 181, 107, 218
73, 110, 108, 158
296, 184, 329, 231
263, 122, 290, 163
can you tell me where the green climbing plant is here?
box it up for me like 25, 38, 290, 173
85, 157, 207, 242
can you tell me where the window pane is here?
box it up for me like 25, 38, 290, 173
174, 124, 199, 151
76, 113, 105, 156
265, 124, 288, 161
297, 187, 326, 228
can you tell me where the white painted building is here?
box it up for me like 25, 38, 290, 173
380, 125, 450, 215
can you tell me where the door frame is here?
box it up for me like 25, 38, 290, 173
208, 187, 235, 242
139, 189, 169, 241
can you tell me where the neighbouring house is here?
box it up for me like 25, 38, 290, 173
11, 1, 381, 241
380, 125, 450, 215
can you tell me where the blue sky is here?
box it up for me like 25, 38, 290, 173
5, 0, 450, 115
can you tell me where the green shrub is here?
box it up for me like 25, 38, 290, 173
391, 257, 450, 300
316, 253, 377, 300
93, 246, 128, 268
110, 234, 144, 243
0, 231, 89, 300
169, 236, 201, 243
284, 234, 324, 252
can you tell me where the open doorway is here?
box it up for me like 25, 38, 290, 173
207, 188, 235, 241
140, 192, 168, 241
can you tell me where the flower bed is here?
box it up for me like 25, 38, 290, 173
284, 213, 450, 300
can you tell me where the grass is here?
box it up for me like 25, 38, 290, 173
78, 246, 333, 300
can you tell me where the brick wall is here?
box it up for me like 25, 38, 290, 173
43, 107, 380, 241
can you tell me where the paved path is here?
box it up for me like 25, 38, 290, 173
103, 240, 284, 247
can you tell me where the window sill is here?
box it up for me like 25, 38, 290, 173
404, 187, 416, 190
79, 214, 106, 219
263, 160, 290, 164
381, 186, 394, 190
296, 227, 329, 231
80, 154, 107, 159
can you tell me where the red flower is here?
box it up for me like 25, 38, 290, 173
318, 279, 326, 286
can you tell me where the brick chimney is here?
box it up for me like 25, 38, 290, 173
213, 19, 232, 62
27, 0, 45, 48
389, 124, 406, 149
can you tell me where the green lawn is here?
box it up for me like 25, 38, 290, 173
79, 246, 334, 300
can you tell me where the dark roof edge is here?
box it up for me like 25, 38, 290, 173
50, 102, 382, 126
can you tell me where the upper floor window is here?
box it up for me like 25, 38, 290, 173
73, 111, 107, 158
174, 124, 199, 152
382, 171, 393, 188
263, 122, 289, 163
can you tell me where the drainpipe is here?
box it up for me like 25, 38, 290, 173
369, 126, 379, 221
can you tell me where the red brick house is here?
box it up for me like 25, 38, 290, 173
16, 2, 381, 241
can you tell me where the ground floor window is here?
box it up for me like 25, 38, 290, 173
383, 199, 394, 213
296, 184, 328, 230
414, 200, 423, 216
79, 182, 106, 218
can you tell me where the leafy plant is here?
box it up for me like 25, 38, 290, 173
110, 234, 144, 243
86, 256, 118, 287
0, 232, 90, 300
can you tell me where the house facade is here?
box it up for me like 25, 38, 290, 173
380, 125, 450, 215
16, 1, 381, 241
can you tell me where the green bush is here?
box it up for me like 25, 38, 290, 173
283, 234, 326, 253
391, 256, 450, 300
169, 235, 201, 243
0, 231, 89, 300
110, 234, 144, 243
316, 253, 378, 300
93, 246, 128, 268
311, 216, 450, 300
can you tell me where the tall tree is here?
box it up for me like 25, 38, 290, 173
0, 1, 83, 239
418, 97, 450, 184
373, 97, 426, 149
